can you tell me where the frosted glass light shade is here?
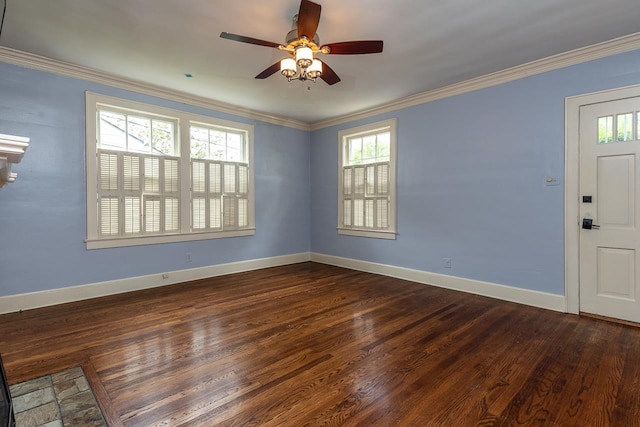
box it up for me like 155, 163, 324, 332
295, 47, 313, 68
280, 58, 297, 78
306, 59, 322, 79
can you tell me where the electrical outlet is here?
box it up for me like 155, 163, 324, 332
443, 258, 452, 268
185, 252, 192, 263
162, 273, 169, 279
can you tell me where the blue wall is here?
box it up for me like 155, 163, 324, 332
310, 49, 640, 295
0, 62, 311, 296
2, 48, 640, 299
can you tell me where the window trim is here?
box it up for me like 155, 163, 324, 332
85, 92, 255, 249
337, 118, 397, 240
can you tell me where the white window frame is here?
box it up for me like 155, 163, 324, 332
85, 92, 255, 249
338, 118, 397, 239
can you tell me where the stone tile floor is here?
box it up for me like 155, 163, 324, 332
9, 367, 106, 427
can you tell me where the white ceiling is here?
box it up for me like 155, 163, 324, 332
1, 0, 639, 124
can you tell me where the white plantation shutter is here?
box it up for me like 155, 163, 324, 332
191, 160, 207, 230
192, 161, 205, 193
365, 199, 375, 228
144, 157, 160, 193
163, 159, 180, 233
191, 161, 205, 231
209, 164, 222, 230
100, 153, 118, 191
343, 200, 352, 227
343, 169, 352, 195
238, 165, 248, 194
366, 166, 375, 194
123, 155, 140, 191
354, 167, 365, 195
191, 159, 249, 231
354, 199, 364, 227
98, 152, 120, 236
97, 150, 179, 237
209, 163, 221, 193
145, 197, 161, 233
164, 159, 179, 192
192, 198, 206, 230
342, 161, 391, 231
210, 197, 222, 229
224, 164, 236, 193
98, 152, 119, 236
99, 197, 119, 235
87, 95, 254, 248
238, 198, 248, 227
224, 198, 237, 228
378, 199, 389, 228
124, 196, 141, 234
122, 155, 141, 235
165, 198, 179, 232
377, 163, 389, 194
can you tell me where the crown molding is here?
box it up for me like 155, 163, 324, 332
0, 47, 311, 131
2, 32, 640, 133
310, 32, 640, 130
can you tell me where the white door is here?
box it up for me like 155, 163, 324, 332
579, 97, 640, 323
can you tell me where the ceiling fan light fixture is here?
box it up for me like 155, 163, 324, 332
306, 59, 322, 80
280, 58, 297, 78
220, 0, 383, 86
295, 46, 313, 68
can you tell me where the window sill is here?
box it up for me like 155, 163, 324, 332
337, 228, 397, 240
86, 228, 256, 249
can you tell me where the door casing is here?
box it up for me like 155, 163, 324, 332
565, 83, 640, 314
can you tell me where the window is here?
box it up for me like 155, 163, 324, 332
190, 124, 250, 231
86, 92, 254, 249
597, 111, 640, 144
338, 118, 397, 239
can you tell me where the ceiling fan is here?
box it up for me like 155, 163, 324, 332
220, 0, 383, 85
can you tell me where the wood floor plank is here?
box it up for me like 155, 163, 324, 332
82, 358, 125, 427
1, 262, 640, 426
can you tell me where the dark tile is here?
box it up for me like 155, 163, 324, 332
10, 376, 52, 398
51, 367, 84, 384
12, 387, 56, 413
53, 375, 89, 401
11, 367, 106, 427
61, 406, 107, 427
58, 389, 106, 425
59, 390, 98, 416
13, 400, 60, 427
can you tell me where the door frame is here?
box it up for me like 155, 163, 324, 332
565, 83, 640, 314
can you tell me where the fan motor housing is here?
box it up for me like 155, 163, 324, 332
285, 29, 320, 46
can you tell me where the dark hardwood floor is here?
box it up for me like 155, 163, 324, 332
1, 262, 639, 426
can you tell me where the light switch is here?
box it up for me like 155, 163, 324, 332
545, 176, 559, 186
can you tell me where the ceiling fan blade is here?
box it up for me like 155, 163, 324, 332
220, 32, 281, 49
255, 62, 281, 80
318, 60, 341, 85
321, 40, 384, 55
297, 0, 321, 40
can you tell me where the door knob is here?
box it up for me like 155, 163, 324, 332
582, 218, 600, 230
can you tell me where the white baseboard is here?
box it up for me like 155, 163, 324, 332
1, 252, 566, 315
0, 252, 311, 314
310, 252, 566, 312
